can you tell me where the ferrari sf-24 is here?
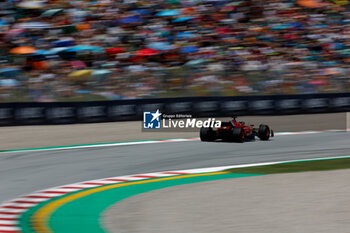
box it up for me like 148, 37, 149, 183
200, 117, 274, 142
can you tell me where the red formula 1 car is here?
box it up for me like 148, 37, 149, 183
200, 117, 274, 142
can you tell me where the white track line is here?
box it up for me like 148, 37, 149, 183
2, 129, 349, 154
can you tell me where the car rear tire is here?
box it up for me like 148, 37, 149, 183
258, 124, 270, 141
232, 127, 244, 143
200, 127, 216, 142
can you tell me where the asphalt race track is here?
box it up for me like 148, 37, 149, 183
0, 131, 349, 204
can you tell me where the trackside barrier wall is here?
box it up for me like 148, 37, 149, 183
0, 93, 350, 126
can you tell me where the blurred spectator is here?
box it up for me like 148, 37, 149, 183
0, 0, 350, 102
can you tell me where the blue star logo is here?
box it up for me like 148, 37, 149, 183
143, 109, 162, 129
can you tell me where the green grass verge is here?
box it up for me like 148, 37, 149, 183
226, 158, 350, 174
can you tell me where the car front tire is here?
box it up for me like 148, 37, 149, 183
258, 124, 270, 141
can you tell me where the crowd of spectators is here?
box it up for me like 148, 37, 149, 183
0, 0, 350, 102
